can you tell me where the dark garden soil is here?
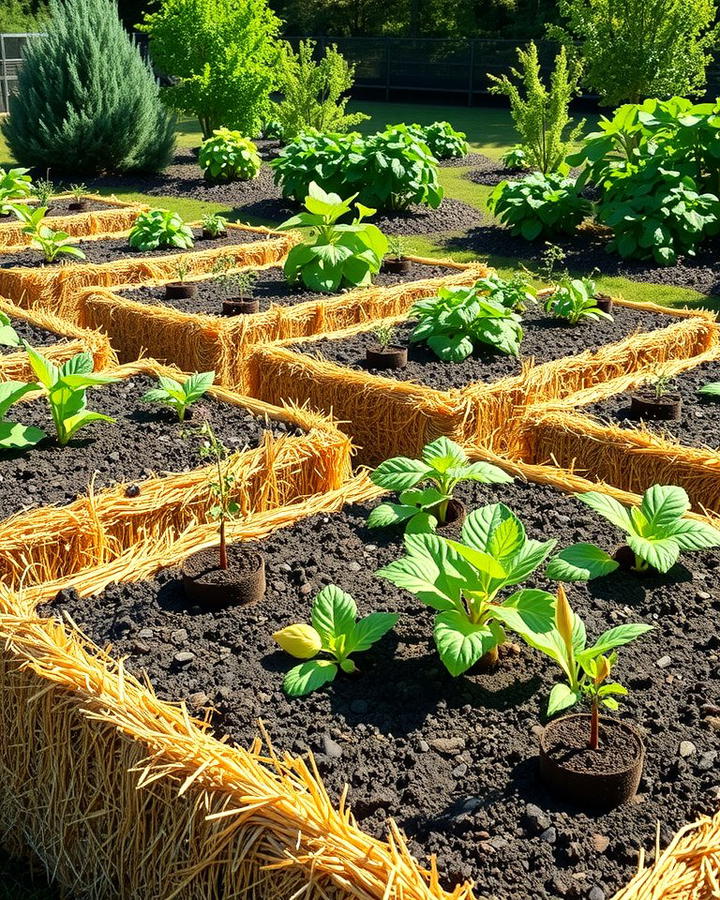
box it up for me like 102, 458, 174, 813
117, 263, 457, 316
0, 375, 301, 519
0, 319, 69, 355
465, 154, 527, 186
583, 358, 720, 450
55, 148, 482, 238
0, 197, 115, 220
40, 478, 720, 900
292, 306, 676, 391
0, 227, 269, 270
438, 152, 491, 170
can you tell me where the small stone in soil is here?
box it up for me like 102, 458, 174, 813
656, 655, 672, 668
679, 740, 697, 758
173, 651, 195, 666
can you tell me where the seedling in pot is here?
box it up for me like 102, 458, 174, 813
273, 584, 399, 696
24, 346, 118, 445
531, 586, 652, 806
383, 235, 410, 274
212, 256, 258, 314
67, 183, 88, 210
630, 366, 682, 420
165, 260, 197, 300
141, 370, 215, 422
0, 312, 22, 348
547, 484, 720, 578
377, 502, 557, 675
366, 322, 408, 370
15, 205, 87, 264
0, 380, 46, 450
369, 437, 513, 533
201, 212, 227, 239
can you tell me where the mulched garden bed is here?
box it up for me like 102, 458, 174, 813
464, 154, 526, 186
116, 263, 457, 316
0, 227, 268, 270
0, 374, 300, 518
438, 152, 491, 170
0, 319, 70, 355
583, 358, 720, 450
39, 477, 720, 899
291, 306, 675, 391
0, 197, 116, 220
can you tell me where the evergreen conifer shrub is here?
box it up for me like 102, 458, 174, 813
3, 0, 175, 174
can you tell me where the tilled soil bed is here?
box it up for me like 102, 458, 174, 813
464, 154, 527, 186
116, 263, 458, 316
291, 306, 675, 391
0, 227, 269, 270
0, 374, 300, 518
40, 478, 720, 899
0, 196, 118, 220
0, 318, 70, 355
583, 358, 720, 449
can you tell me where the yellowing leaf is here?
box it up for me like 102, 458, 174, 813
273, 623, 323, 659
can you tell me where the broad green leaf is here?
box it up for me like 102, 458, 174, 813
577, 492, 634, 532
578, 624, 653, 664
371, 456, 434, 491
698, 382, 720, 398
546, 543, 619, 582
493, 589, 556, 636
311, 585, 358, 648
283, 660, 337, 697
367, 502, 418, 529
0, 380, 41, 419
0, 420, 46, 449
547, 682, 580, 716
346, 612, 399, 654
460, 460, 514, 485
421, 436, 467, 473
62, 411, 115, 443
59, 352, 94, 378
639, 484, 689, 530
626, 533, 680, 573
433, 611, 502, 676
0, 324, 21, 347
462, 503, 517, 553
665, 517, 720, 551
398, 486, 446, 508
183, 371, 215, 398
503, 538, 556, 586
24, 344, 58, 389
444, 538, 507, 579
488, 514, 524, 559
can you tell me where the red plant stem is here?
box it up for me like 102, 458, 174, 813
219, 518, 228, 570
590, 700, 599, 750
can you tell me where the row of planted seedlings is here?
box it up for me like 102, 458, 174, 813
246, 242, 717, 464
0, 315, 352, 589
521, 346, 720, 517
0, 165, 146, 248
77, 183, 486, 386
10, 433, 720, 900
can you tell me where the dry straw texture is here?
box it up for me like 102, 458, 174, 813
0, 194, 148, 249
0, 223, 293, 322
0, 358, 353, 591
80, 257, 488, 391
248, 300, 718, 466
0, 294, 116, 379
519, 346, 720, 514
0, 476, 474, 900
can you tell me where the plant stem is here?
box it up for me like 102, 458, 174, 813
590, 699, 599, 750
219, 517, 228, 570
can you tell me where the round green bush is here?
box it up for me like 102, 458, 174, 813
418, 121, 469, 160
488, 172, 591, 240
198, 129, 262, 183
271, 130, 361, 203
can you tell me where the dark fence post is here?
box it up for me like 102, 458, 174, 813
468, 40, 475, 106
385, 37, 390, 101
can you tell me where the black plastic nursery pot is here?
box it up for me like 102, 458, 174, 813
382, 256, 411, 275
629, 388, 683, 421
165, 281, 198, 300
182, 545, 266, 607
539, 713, 645, 808
222, 297, 260, 316
365, 344, 408, 370
201, 228, 223, 240
594, 293, 614, 314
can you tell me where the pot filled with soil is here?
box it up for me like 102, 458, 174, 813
594, 293, 613, 314
182, 544, 266, 606
222, 297, 260, 316
629, 387, 682, 421
539, 713, 644, 807
202, 227, 223, 240
165, 281, 198, 301
68, 199, 90, 212
382, 256, 411, 275
365, 344, 408, 370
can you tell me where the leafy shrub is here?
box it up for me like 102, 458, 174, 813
271, 130, 361, 203
488, 41, 584, 174
3, 0, 175, 174
566, 103, 649, 192
139, 0, 281, 139
416, 121, 469, 160
277, 182, 387, 293
598, 164, 720, 264
501, 146, 529, 170
262, 119, 285, 141
409, 283, 524, 361
198, 129, 261, 183
129, 209, 195, 252
273, 39, 369, 141
488, 172, 592, 240
542, 277, 612, 325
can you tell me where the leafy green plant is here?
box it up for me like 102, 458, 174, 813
201, 213, 227, 237
25, 346, 118, 445
536, 242, 568, 283
547, 484, 720, 578
273, 39, 368, 140
417, 121, 469, 160
277, 182, 387, 293
198, 129, 261, 183
488, 42, 584, 174
373, 322, 397, 349
409, 284, 524, 361
196, 420, 240, 569
651, 366, 675, 399
138, 0, 281, 139
475, 272, 536, 313
68, 183, 87, 202
142, 371, 215, 422
18, 206, 87, 263
377, 503, 557, 676
211, 255, 256, 299
0, 312, 22, 348
273, 584, 398, 696
488, 172, 591, 241
0, 380, 46, 450
387, 235, 406, 259
262, 119, 284, 140
566, 104, 649, 192
0, 166, 33, 213
528, 585, 652, 748
32, 177, 55, 207
598, 163, 720, 265
542, 276, 612, 325
128, 209, 195, 252
270, 130, 361, 204
501, 146, 529, 170
368, 437, 513, 532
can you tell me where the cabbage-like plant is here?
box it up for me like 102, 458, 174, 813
128, 208, 195, 252
277, 182, 387, 292
488, 172, 592, 240
417, 120, 469, 160
198, 129, 261, 182
271, 130, 361, 203
410, 284, 524, 361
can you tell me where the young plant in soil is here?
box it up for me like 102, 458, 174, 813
383, 235, 410, 274
501, 145, 528, 170
68, 183, 88, 209
547, 484, 720, 578
366, 321, 408, 369
273, 584, 399, 696
24, 346, 118, 445
630, 366, 682, 420
377, 502, 557, 675
410, 283, 524, 361
0, 166, 33, 214
141, 370, 215, 422
368, 436, 513, 532
15, 205, 87, 263
542, 276, 612, 325
128, 208, 194, 252
0, 380, 46, 449
475, 272, 536, 313
277, 181, 388, 293
0, 312, 22, 348
201, 213, 227, 238
32, 176, 55, 208
198, 421, 239, 570
211, 255, 258, 314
